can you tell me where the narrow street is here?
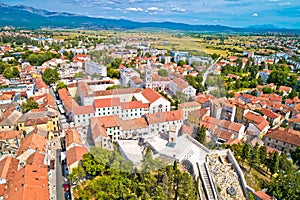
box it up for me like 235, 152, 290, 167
56, 149, 65, 200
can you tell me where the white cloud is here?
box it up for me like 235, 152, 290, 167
252, 12, 259, 17
125, 7, 143, 12
170, 6, 186, 13
147, 7, 163, 12
279, 2, 291, 6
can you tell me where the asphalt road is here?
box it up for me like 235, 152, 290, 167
56, 149, 65, 200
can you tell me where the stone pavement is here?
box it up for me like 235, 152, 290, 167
49, 136, 62, 200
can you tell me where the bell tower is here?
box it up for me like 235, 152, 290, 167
145, 59, 152, 88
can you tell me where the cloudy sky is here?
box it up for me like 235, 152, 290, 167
1, 0, 300, 28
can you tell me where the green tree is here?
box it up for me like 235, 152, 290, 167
250, 143, 260, 172
241, 143, 251, 166
267, 70, 288, 86
68, 165, 86, 186
267, 168, 300, 199
196, 125, 206, 144
73, 71, 86, 79
42, 68, 59, 85
173, 91, 187, 104
56, 82, 67, 92
158, 69, 168, 77
259, 145, 268, 167
291, 146, 300, 167
20, 97, 39, 113
262, 87, 272, 94
12, 67, 20, 77
269, 151, 280, 177
177, 60, 186, 67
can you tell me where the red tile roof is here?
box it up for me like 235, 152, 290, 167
120, 101, 149, 110
279, 85, 292, 92
4, 165, 49, 200
201, 116, 243, 133
35, 77, 48, 90
178, 101, 200, 109
145, 110, 183, 124
72, 105, 95, 115
0, 130, 22, 140
261, 108, 281, 119
244, 112, 265, 124
121, 118, 148, 131
94, 88, 142, 97
0, 157, 19, 180
58, 88, 71, 101
141, 88, 164, 104
94, 115, 121, 128
66, 146, 88, 166
65, 128, 83, 148
16, 134, 47, 157
254, 190, 273, 200
26, 152, 46, 168
94, 98, 121, 108
256, 120, 270, 131
265, 127, 300, 147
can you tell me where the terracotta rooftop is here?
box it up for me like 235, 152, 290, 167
16, 133, 47, 157
4, 165, 49, 200
65, 128, 83, 148
58, 88, 71, 101
256, 120, 270, 131
94, 98, 121, 108
189, 108, 209, 118
26, 152, 46, 168
244, 111, 265, 125
141, 88, 165, 104
94, 115, 122, 128
181, 125, 195, 136
265, 127, 300, 147
145, 110, 183, 124
261, 108, 281, 119
121, 118, 148, 131
90, 117, 108, 140
171, 78, 189, 90
152, 73, 170, 81
0, 157, 19, 181
254, 190, 274, 200
0, 130, 22, 140
72, 105, 95, 115
201, 116, 243, 133
178, 101, 200, 109
66, 146, 88, 166
77, 82, 93, 97
94, 88, 142, 97
120, 101, 149, 110
279, 85, 292, 92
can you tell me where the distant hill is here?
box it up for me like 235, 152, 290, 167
0, 3, 299, 33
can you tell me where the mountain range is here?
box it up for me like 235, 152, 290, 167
0, 3, 299, 33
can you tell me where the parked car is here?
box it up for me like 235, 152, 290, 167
64, 191, 71, 200
64, 183, 70, 192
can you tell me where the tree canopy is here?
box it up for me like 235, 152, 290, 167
70, 147, 198, 200
42, 68, 59, 85
20, 97, 39, 113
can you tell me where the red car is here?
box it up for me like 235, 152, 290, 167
64, 183, 70, 192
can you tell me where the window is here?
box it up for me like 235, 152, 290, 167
78, 120, 80, 123
276, 140, 278, 143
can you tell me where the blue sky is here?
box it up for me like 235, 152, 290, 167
1, 0, 300, 28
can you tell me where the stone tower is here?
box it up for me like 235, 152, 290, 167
144, 59, 152, 88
